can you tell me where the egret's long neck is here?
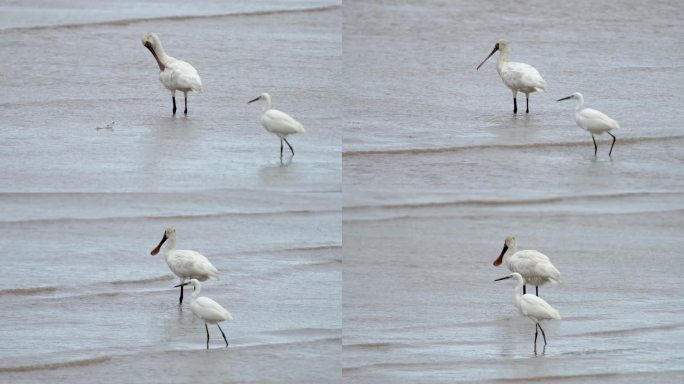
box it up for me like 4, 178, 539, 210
514, 278, 524, 302
574, 94, 585, 111
192, 283, 201, 299
496, 46, 510, 73
262, 95, 272, 112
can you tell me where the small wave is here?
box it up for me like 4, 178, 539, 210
0, 208, 339, 226
343, 135, 684, 157
344, 191, 684, 211
0, 5, 340, 33
569, 322, 684, 338
0, 356, 111, 372
110, 275, 174, 285
0, 286, 57, 296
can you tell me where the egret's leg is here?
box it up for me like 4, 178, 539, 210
534, 324, 539, 352
172, 96, 177, 115
184, 92, 188, 115
280, 138, 284, 158
217, 323, 229, 347
591, 134, 598, 156
205, 323, 210, 349
538, 323, 547, 345
283, 138, 295, 156
535, 286, 539, 296
513, 97, 518, 114
608, 132, 616, 157
525, 94, 529, 114
523, 285, 526, 294
179, 284, 184, 305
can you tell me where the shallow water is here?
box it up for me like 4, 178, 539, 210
0, 1, 341, 382
343, 0, 684, 382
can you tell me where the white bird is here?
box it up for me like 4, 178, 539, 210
175, 279, 233, 349
150, 228, 219, 304
557, 92, 620, 157
476, 39, 547, 114
248, 93, 305, 158
142, 32, 202, 115
495, 272, 561, 353
493, 235, 560, 296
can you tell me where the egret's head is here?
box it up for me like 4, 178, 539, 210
557, 92, 583, 102
174, 278, 200, 290
494, 272, 524, 283
247, 92, 271, 104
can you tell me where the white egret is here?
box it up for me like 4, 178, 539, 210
476, 39, 547, 114
495, 272, 561, 353
493, 235, 560, 296
557, 92, 619, 157
142, 32, 202, 115
175, 279, 233, 349
248, 93, 305, 158
150, 228, 219, 304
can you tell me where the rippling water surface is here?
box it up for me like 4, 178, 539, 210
343, 0, 684, 382
0, 1, 341, 382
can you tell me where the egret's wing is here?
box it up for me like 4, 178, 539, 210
519, 294, 561, 320
262, 109, 305, 135
193, 297, 233, 321
577, 108, 619, 131
503, 62, 546, 92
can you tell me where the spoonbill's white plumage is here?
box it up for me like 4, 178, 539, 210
493, 235, 560, 296
175, 279, 233, 349
557, 92, 619, 157
248, 93, 305, 158
495, 272, 561, 353
142, 32, 202, 115
150, 228, 218, 304
476, 39, 547, 114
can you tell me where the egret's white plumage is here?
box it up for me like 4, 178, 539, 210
557, 92, 620, 157
150, 228, 218, 304
477, 39, 547, 114
176, 279, 233, 349
248, 93, 305, 157
493, 235, 560, 296
495, 272, 561, 353
142, 32, 202, 115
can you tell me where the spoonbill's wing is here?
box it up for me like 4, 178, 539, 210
168, 250, 219, 280
163, 59, 203, 93
503, 62, 546, 92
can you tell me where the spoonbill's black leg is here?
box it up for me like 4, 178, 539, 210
526, 94, 529, 114
172, 96, 177, 115
184, 92, 188, 115
513, 97, 518, 114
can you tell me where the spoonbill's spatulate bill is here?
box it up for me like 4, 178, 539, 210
495, 272, 561, 354
142, 32, 203, 115
476, 39, 547, 114
248, 93, 305, 158
493, 236, 560, 296
175, 279, 233, 349
150, 228, 219, 304
557, 92, 619, 157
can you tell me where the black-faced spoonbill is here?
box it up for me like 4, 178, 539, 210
476, 39, 547, 114
557, 92, 619, 157
150, 228, 219, 304
493, 236, 560, 296
141, 32, 203, 115
495, 272, 561, 354
175, 279, 233, 349
248, 93, 305, 158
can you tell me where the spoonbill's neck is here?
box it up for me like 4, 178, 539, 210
496, 46, 510, 73
150, 41, 171, 71
504, 241, 518, 263
162, 235, 177, 256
